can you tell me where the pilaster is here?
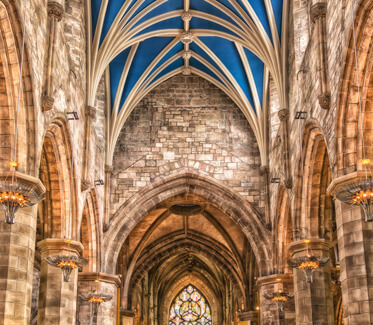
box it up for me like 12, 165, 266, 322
278, 109, 292, 188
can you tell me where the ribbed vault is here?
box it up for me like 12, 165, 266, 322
115, 193, 260, 324
87, 0, 288, 165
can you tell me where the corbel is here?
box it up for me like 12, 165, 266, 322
41, 1, 64, 112
81, 105, 96, 191
311, 1, 330, 109
278, 109, 292, 188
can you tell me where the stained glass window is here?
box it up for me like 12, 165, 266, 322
169, 284, 212, 325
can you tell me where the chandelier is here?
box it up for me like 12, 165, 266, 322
0, 167, 44, 224
45, 238, 88, 282
80, 277, 112, 313
263, 291, 293, 314
80, 292, 112, 313
287, 240, 329, 283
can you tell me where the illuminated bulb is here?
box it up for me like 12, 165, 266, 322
362, 159, 371, 165
304, 239, 311, 244
9, 161, 19, 167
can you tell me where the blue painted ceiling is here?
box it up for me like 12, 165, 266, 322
91, 0, 284, 115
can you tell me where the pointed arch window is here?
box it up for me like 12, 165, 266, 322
169, 284, 212, 324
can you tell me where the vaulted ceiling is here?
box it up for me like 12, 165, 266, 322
87, 0, 288, 165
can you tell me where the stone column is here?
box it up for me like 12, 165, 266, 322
328, 172, 373, 323
257, 274, 295, 325
36, 238, 83, 324
42, 1, 64, 111
78, 272, 120, 325
81, 106, 97, 191
288, 239, 334, 324
0, 173, 44, 324
310, 1, 330, 109
278, 109, 292, 189
103, 164, 113, 231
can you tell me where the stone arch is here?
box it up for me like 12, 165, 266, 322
336, 0, 373, 176
39, 117, 76, 239
103, 169, 272, 276
294, 122, 334, 238
0, 0, 35, 175
274, 185, 293, 274
79, 189, 101, 272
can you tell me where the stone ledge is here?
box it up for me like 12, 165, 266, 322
256, 273, 293, 287
327, 170, 368, 195
37, 238, 84, 254
237, 310, 258, 321
78, 272, 121, 287
287, 238, 333, 255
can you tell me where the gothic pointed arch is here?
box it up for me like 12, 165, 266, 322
0, 0, 36, 175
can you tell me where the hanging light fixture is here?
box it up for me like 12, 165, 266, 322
330, 0, 372, 220
80, 274, 112, 314
263, 290, 293, 314
0, 0, 44, 224
287, 239, 329, 283
45, 238, 88, 282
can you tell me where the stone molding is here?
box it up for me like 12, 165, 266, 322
47, 1, 64, 21
78, 272, 121, 288
37, 238, 84, 255
181, 11, 192, 22
287, 238, 333, 255
310, 2, 327, 23
259, 165, 269, 175
180, 31, 194, 44
0, 170, 45, 194
327, 170, 367, 195
41, 94, 54, 112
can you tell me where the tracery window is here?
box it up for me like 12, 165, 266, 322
169, 285, 212, 325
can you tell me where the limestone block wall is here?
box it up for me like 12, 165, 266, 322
111, 75, 263, 217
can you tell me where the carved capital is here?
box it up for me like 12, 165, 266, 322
81, 179, 92, 192
285, 177, 293, 189
85, 105, 96, 120
41, 95, 54, 112
103, 222, 110, 233
278, 108, 289, 122
318, 92, 331, 110
259, 165, 269, 175
181, 11, 192, 22
180, 31, 194, 44
105, 164, 114, 174
310, 2, 327, 23
182, 67, 191, 75
47, 1, 64, 21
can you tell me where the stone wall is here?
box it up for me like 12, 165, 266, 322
111, 75, 263, 217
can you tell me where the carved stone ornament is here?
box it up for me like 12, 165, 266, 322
285, 177, 293, 189
310, 2, 327, 23
278, 108, 289, 122
183, 50, 192, 60
105, 165, 114, 174
180, 31, 194, 44
181, 11, 192, 22
318, 92, 331, 110
47, 1, 64, 21
182, 67, 191, 75
81, 179, 92, 192
41, 94, 54, 112
85, 105, 96, 120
